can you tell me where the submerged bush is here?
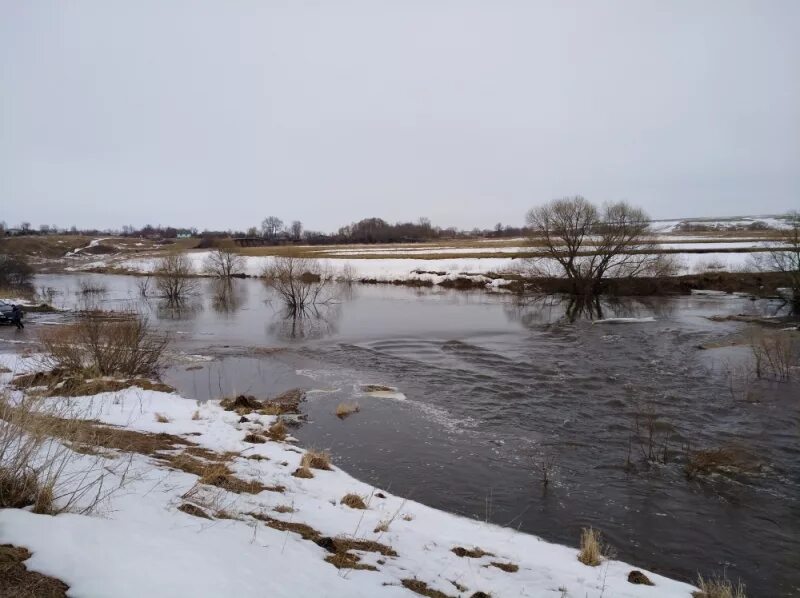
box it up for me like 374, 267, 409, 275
0, 253, 33, 288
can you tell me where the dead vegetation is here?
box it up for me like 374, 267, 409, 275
341, 493, 367, 509
335, 401, 360, 419
749, 329, 797, 381
273, 504, 295, 513
0, 544, 69, 598
451, 546, 494, 559
266, 420, 288, 441
160, 453, 283, 495
693, 573, 747, 598
684, 446, 761, 479
301, 450, 332, 471
178, 502, 213, 520
154, 413, 170, 423
37, 311, 168, 379
577, 527, 610, 567
0, 391, 147, 515
154, 253, 198, 302
12, 370, 174, 398
219, 389, 305, 416
489, 561, 518, 573
401, 579, 454, 598
292, 466, 314, 479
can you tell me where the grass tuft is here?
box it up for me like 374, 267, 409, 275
335, 401, 360, 419
693, 574, 747, 598
154, 413, 170, 423
301, 450, 332, 471
578, 527, 604, 566
340, 493, 367, 509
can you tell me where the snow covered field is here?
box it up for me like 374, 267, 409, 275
109, 248, 760, 286
0, 353, 697, 597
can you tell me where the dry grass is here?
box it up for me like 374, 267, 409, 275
577, 527, 604, 566
341, 493, 367, 509
489, 561, 519, 573
0, 393, 132, 515
401, 579, 454, 598
685, 447, 760, 479
243, 433, 266, 444
273, 504, 295, 514
324, 552, 377, 571
292, 467, 314, 479
154, 413, 170, 424
191, 410, 201, 421
266, 420, 288, 441
163, 455, 278, 495
693, 574, 747, 598
374, 521, 390, 533
0, 544, 69, 597
749, 330, 797, 381
301, 449, 332, 471
335, 401, 360, 419
451, 546, 494, 558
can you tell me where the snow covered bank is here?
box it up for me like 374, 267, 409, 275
0, 353, 697, 598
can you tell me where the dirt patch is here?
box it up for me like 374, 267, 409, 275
628, 570, 654, 585
243, 433, 266, 444
451, 546, 494, 559
0, 544, 69, 598
324, 552, 377, 571
489, 561, 518, 573
178, 503, 212, 520
401, 579, 454, 598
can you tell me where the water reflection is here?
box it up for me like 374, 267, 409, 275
266, 303, 341, 340
211, 280, 247, 315
504, 293, 677, 326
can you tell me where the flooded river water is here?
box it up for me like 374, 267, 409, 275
2, 274, 798, 597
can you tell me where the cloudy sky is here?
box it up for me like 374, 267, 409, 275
1, 1, 798, 232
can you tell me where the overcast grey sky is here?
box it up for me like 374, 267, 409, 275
1, 1, 798, 232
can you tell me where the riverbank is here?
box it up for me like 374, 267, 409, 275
0, 351, 697, 598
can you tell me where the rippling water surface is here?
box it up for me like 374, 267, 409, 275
4, 274, 798, 597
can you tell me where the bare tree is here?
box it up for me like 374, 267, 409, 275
261, 216, 284, 240
755, 211, 800, 310
154, 254, 197, 302
290, 220, 303, 242
203, 247, 245, 278
526, 196, 658, 294
261, 256, 332, 311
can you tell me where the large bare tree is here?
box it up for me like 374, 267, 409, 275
526, 196, 661, 294
756, 211, 800, 310
261, 256, 332, 311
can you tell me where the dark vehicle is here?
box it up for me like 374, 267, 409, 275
0, 300, 24, 328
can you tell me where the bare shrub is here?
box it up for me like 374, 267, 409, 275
77, 279, 107, 295
751, 210, 800, 311
135, 275, 152, 298
262, 256, 332, 311
693, 573, 747, 598
38, 312, 168, 378
203, 247, 245, 278
533, 450, 557, 488
154, 253, 197, 302
0, 254, 33, 288
748, 329, 796, 381
628, 402, 674, 466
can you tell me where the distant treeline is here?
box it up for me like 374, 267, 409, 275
0, 217, 528, 244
